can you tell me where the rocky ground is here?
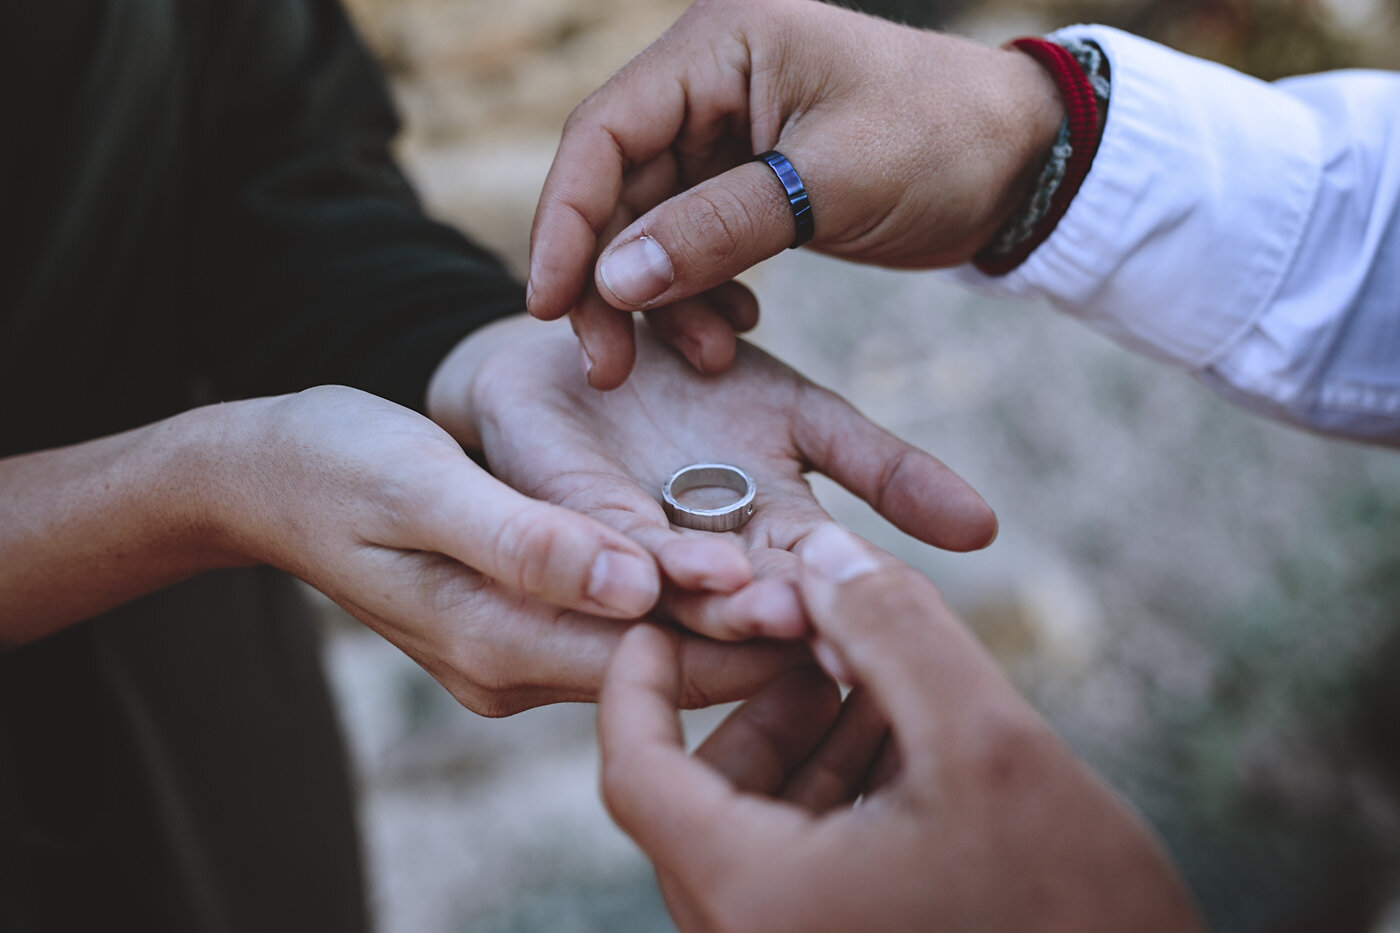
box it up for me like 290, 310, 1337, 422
319, 1, 1400, 930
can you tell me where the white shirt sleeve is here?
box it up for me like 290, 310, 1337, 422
949, 26, 1400, 447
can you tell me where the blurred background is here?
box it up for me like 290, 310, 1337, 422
322, 0, 1400, 929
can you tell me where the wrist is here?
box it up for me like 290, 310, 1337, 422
162, 401, 275, 568
975, 38, 1109, 274
0, 403, 264, 640
979, 47, 1067, 247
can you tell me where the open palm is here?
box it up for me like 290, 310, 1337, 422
466, 321, 996, 640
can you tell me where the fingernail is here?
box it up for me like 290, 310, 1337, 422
746, 583, 805, 635
676, 334, 704, 371
525, 277, 535, 310
813, 637, 856, 686
599, 236, 673, 307
802, 525, 880, 583
580, 342, 595, 380
588, 550, 660, 616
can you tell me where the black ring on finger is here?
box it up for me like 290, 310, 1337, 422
754, 149, 815, 249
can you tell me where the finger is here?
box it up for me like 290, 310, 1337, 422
598, 625, 761, 878
528, 62, 692, 324
403, 453, 661, 619
660, 576, 806, 642
657, 540, 806, 641
570, 297, 637, 391
706, 280, 761, 333
693, 666, 841, 795
642, 294, 738, 376
407, 576, 808, 716
568, 202, 640, 390
596, 512, 753, 595
528, 9, 763, 321
479, 441, 758, 602
526, 171, 603, 323
796, 525, 1012, 777
793, 383, 998, 552
675, 632, 813, 710
781, 687, 890, 813
638, 282, 760, 376
568, 156, 687, 388
811, 635, 857, 686
864, 739, 904, 798
595, 162, 801, 312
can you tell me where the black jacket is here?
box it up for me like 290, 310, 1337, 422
0, 0, 523, 456
0, 3, 521, 929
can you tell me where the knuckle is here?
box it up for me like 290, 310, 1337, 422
452, 681, 527, 719
442, 647, 530, 718
449, 683, 492, 715
678, 678, 719, 711
674, 639, 720, 709
490, 505, 573, 599
872, 446, 915, 517
679, 187, 759, 270
470, 695, 524, 719
375, 476, 433, 536
560, 101, 591, 133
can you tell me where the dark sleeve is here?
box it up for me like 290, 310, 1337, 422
187, 0, 523, 411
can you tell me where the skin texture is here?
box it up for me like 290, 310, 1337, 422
3, 317, 993, 716
527, 0, 1065, 389
599, 525, 1208, 933
431, 314, 997, 645
0, 386, 797, 714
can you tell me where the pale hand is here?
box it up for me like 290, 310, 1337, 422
207, 386, 805, 716
435, 316, 997, 644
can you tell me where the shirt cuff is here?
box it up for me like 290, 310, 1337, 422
948, 25, 1322, 371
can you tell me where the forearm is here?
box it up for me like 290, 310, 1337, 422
0, 404, 259, 644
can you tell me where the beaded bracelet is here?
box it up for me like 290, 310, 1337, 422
974, 38, 1110, 275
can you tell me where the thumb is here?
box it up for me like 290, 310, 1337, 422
796, 525, 1015, 777
406, 455, 662, 619
595, 158, 808, 311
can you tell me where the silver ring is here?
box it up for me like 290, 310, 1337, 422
662, 463, 756, 533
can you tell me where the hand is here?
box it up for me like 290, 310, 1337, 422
598, 525, 1205, 933
527, 0, 1064, 388
213, 386, 803, 715
430, 316, 997, 643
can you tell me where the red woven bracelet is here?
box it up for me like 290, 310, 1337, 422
974, 38, 1100, 276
